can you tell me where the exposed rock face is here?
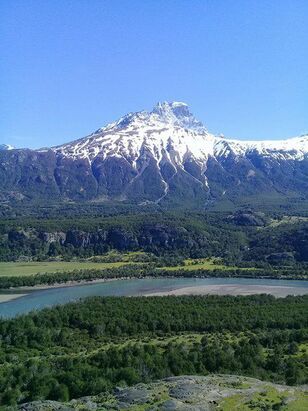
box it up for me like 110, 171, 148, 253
106, 228, 139, 250
38, 232, 66, 244
23, 224, 208, 253
17, 375, 308, 410
8, 230, 29, 242
1, 102, 308, 206
226, 210, 268, 226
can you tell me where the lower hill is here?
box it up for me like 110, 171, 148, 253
17, 375, 307, 411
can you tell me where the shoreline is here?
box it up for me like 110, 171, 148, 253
0, 276, 147, 303
12, 276, 127, 291
0, 293, 27, 303
144, 284, 308, 297
0, 276, 308, 303
4, 274, 308, 293
3, 272, 308, 293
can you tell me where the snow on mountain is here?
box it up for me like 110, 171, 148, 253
241, 135, 308, 160
2, 102, 308, 205
52, 102, 308, 165
0, 144, 14, 151
53, 102, 213, 165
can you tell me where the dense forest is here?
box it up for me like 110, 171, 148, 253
1, 208, 308, 265
0, 211, 243, 261
0, 295, 307, 406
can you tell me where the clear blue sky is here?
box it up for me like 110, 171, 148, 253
1, 0, 307, 148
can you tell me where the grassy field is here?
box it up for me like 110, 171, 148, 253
161, 258, 241, 271
0, 255, 258, 278
0, 261, 131, 277
0, 256, 236, 277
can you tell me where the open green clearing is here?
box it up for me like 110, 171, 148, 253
0, 257, 251, 278
161, 258, 250, 271
0, 260, 131, 277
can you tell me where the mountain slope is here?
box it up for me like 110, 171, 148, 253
1, 101, 308, 206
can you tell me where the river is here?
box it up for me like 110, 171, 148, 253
1, 277, 308, 318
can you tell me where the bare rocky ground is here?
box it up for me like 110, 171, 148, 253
14, 375, 308, 411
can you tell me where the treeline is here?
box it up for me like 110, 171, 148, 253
0, 295, 307, 406
0, 265, 146, 288
0, 265, 307, 289
0, 201, 150, 220
2, 295, 307, 340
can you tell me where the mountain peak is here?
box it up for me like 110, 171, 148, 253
0, 144, 14, 151
152, 101, 205, 131
101, 101, 206, 134
152, 101, 189, 116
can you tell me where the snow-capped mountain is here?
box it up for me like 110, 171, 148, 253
53, 101, 308, 163
1, 102, 308, 206
53, 102, 215, 166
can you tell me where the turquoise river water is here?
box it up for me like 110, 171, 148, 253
1, 277, 308, 318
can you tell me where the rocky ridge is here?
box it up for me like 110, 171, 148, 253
16, 375, 308, 411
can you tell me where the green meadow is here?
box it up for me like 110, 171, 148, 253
0, 260, 130, 277
161, 258, 244, 271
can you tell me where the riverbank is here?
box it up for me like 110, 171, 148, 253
2, 270, 308, 294
0, 293, 27, 303
0, 277, 124, 303
1, 276, 308, 306
145, 284, 308, 297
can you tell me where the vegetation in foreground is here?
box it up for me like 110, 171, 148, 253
0, 295, 307, 407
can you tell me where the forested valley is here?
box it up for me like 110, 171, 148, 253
0, 295, 307, 406
1, 205, 308, 409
